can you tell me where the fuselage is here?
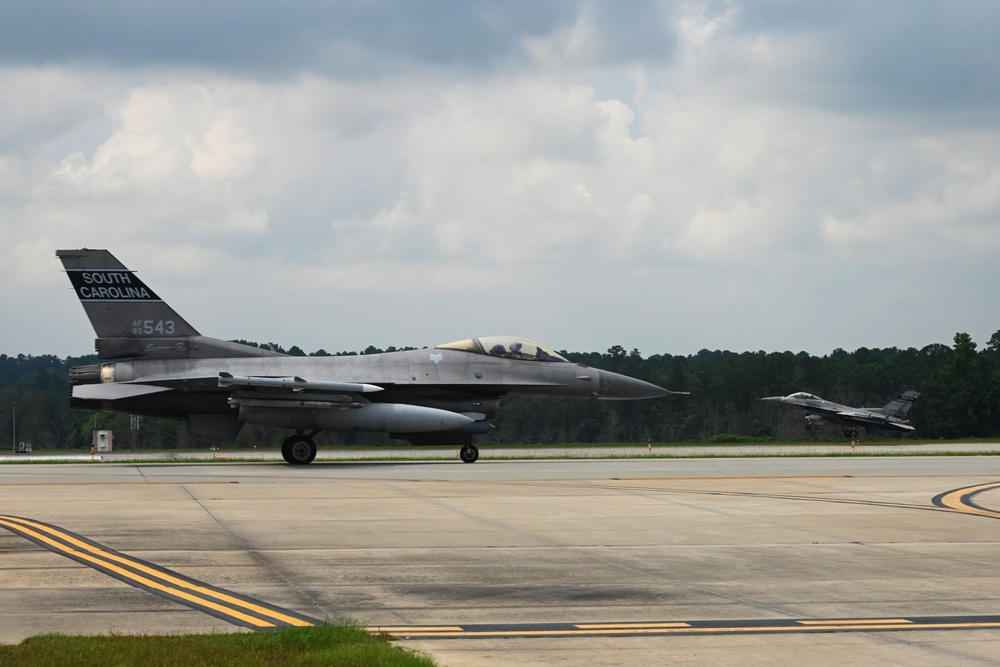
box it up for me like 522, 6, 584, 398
70, 345, 665, 419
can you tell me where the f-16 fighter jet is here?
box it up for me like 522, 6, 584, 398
57, 249, 682, 464
760, 391, 920, 439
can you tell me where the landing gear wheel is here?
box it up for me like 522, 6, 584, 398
460, 444, 479, 463
282, 435, 317, 465
844, 429, 858, 439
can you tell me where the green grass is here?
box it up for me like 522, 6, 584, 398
0, 624, 436, 667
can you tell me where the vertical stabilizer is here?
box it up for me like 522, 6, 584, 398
57, 249, 280, 360
884, 391, 920, 418
57, 249, 199, 340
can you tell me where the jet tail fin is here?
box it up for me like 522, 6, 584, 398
57, 249, 280, 360
883, 391, 920, 418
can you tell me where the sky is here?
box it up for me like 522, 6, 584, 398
2, 1, 999, 358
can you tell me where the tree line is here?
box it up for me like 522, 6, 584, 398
2, 331, 998, 451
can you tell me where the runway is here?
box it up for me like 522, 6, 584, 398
3, 456, 1000, 665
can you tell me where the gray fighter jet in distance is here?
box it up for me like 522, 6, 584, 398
57, 249, 682, 464
760, 391, 920, 439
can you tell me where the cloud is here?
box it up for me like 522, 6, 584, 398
0, 1, 577, 76
2, 2, 1000, 357
822, 130, 1000, 255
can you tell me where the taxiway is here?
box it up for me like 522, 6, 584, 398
3, 456, 1000, 665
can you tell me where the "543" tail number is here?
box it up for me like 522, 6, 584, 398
132, 320, 176, 335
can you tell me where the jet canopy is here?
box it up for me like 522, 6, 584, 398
789, 392, 821, 400
436, 336, 568, 362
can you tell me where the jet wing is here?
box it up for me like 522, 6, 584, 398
72, 383, 173, 400
218, 372, 384, 394
219, 372, 475, 433
220, 372, 383, 411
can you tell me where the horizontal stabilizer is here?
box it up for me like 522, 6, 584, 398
72, 383, 173, 400
219, 372, 383, 394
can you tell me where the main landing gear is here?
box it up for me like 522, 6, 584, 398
460, 444, 479, 463
282, 434, 317, 465
844, 429, 859, 439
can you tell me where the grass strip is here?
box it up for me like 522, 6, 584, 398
0, 624, 436, 667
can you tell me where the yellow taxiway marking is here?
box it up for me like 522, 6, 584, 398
383, 620, 1000, 639
0, 481, 238, 487
798, 619, 912, 625
610, 476, 847, 481
370, 626, 465, 633
575, 622, 691, 629
492, 478, 1000, 522
0, 515, 315, 628
934, 482, 1000, 518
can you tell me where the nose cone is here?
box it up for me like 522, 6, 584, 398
760, 396, 785, 404
597, 370, 678, 400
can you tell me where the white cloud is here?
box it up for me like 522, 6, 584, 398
522, 5, 606, 69
3, 3, 1000, 357
822, 131, 1000, 256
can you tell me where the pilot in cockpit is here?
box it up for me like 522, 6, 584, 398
535, 346, 559, 362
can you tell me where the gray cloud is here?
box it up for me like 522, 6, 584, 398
730, 1, 1000, 114
0, 1, 578, 75
1, 1, 999, 358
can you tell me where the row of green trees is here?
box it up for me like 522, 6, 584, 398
2, 331, 998, 451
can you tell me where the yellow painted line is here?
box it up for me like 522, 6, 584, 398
486, 479, 946, 513
436, 478, 1000, 523
386, 621, 1000, 638
370, 626, 465, 632
0, 517, 276, 628
0, 481, 238, 487
936, 482, 1000, 518
575, 622, 691, 629
610, 476, 846, 481
0, 516, 312, 628
798, 619, 912, 625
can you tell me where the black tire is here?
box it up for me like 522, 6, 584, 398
282, 435, 317, 465
460, 444, 479, 463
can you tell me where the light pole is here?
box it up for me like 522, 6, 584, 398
11, 402, 15, 453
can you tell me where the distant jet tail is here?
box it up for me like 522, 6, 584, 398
57, 249, 281, 360
883, 391, 920, 419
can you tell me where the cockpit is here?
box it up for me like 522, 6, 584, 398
789, 392, 821, 400
436, 336, 568, 362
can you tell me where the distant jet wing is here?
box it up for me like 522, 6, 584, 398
837, 411, 915, 430
72, 383, 173, 400
837, 411, 875, 419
